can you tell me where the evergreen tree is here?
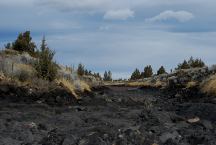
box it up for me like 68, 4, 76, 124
88, 70, 92, 75
190, 58, 205, 68
96, 73, 102, 80
103, 71, 108, 81
4, 43, 12, 49
84, 69, 89, 75
12, 31, 36, 54
176, 57, 205, 70
130, 68, 141, 80
188, 56, 195, 66
34, 37, 57, 81
176, 60, 190, 70
157, 66, 166, 75
77, 63, 85, 76
143, 65, 153, 78
103, 70, 112, 81
108, 70, 112, 81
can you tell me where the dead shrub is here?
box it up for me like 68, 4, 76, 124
201, 75, 216, 96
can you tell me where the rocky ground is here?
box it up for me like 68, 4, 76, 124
0, 85, 215, 145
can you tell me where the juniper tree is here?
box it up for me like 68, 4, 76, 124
143, 65, 153, 78
103, 70, 112, 81
130, 68, 141, 80
12, 31, 36, 55
34, 37, 57, 81
157, 66, 166, 75
176, 60, 190, 70
77, 63, 85, 76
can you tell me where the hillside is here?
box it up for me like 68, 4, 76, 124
0, 49, 101, 105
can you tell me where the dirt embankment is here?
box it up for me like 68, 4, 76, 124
0, 84, 215, 145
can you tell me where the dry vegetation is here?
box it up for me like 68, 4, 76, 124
0, 51, 92, 100
127, 80, 166, 88
77, 80, 91, 92
0, 49, 19, 56
56, 79, 91, 100
201, 74, 216, 95
56, 78, 78, 99
186, 81, 198, 88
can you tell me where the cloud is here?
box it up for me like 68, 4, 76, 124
146, 10, 194, 23
103, 9, 134, 20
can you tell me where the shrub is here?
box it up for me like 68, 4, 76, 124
4, 43, 12, 49
201, 75, 216, 96
77, 63, 85, 76
34, 37, 57, 81
74, 80, 91, 92
18, 69, 30, 82
56, 78, 78, 99
12, 63, 35, 82
157, 66, 166, 75
186, 81, 198, 88
12, 31, 36, 55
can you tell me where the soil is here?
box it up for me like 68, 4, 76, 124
0, 85, 215, 145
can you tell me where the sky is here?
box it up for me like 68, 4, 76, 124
0, 0, 216, 79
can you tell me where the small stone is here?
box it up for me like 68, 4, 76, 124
187, 117, 200, 123
37, 100, 42, 104
103, 134, 109, 139
27, 122, 37, 128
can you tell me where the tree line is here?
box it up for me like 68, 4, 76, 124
77, 63, 102, 80
130, 65, 166, 80
130, 57, 205, 80
77, 64, 112, 81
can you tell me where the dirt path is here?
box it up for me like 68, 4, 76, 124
0, 86, 215, 145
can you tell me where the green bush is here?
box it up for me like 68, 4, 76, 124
34, 37, 57, 81
12, 31, 36, 55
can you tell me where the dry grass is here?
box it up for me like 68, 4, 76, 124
14, 63, 36, 75
0, 49, 19, 56
74, 80, 91, 92
14, 63, 35, 74
186, 81, 198, 88
127, 81, 151, 87
0, 71, 5, 81
201, 75, 216, 95
56, 78, 79, 99
13, 63, 36, 82
127, 80, 165, 88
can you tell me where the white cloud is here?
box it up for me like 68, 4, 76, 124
104, 9, 134, 20
146, 10, 194, 23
